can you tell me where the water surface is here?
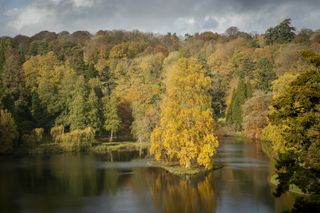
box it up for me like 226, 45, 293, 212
0, 137, 295, 213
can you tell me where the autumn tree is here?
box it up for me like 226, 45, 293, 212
150, 57, 219, 169
119, 54, 163, 144
268, 51, 320, 209
225, 26, 240, 39
0, 109, 18, 153
242, 91, 272, 139
22, 52, 64, 115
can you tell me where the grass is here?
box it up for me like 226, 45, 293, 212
90, 141, 149, 153
148, 160, 223, 176
28, 140, 149, 155
270, 174, 310, 195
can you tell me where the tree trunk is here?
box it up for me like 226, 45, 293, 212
138, 138, 142, 158
109, 129, 113, 142
185, 159, 191, 168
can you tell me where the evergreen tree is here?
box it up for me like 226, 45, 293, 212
31, 92, 51, 129
226, 79, 252, 131
236, 56, 254, 79
87, 89, 102, 133
0, 39, 10, 105
265, 19, 296, 45
68, 76, 88, 130
254, 58, 277, 91
85, 62, 98, 79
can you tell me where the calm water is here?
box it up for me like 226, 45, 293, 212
0, 137, 296, 213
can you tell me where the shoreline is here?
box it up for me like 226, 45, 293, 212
147, 160, 224, 176
11, 141, 149, 155
269, 174, 310, 196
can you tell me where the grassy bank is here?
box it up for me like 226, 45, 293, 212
90, 141, 149, 153
28, 140, 149, 155
148, 160, 223, 176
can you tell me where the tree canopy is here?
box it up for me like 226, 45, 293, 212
150, 57, 219, 169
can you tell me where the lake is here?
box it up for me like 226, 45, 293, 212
0, 137, 296, 213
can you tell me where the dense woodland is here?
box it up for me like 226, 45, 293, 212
0, 19, 320, 209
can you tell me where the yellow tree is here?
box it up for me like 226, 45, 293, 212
150, 57, 219, 169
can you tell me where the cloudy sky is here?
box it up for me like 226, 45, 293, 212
0, 0, 319, 36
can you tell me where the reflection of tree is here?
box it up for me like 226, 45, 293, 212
103, 168, 119, 194
50, 154, 100, 197
0, 160, 21, 213
145, 170, 216, 213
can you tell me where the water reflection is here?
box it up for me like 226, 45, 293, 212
0, 138, 297, 213
145, 171, 216, 213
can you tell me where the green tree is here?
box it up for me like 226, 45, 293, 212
226, 79, 252, 131
232, 53, 254, 79
31, 92, 51, 129
85, 62, 98, 79
0, 39, 11, 105
68, 76, 88, 130
265, 19, 296, 45
0, 109, 18, 154
294, 28, 313, 44
225, 26, 240, 39
253, 58, 276, 91
1, 47, 33, 132
207, 70, 227, 118
104, 93, 121, 142
87, 89, 102, 133
150, 57, 219, 169
268, 51, 320, 209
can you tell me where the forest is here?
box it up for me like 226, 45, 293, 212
0, 19, 319, 210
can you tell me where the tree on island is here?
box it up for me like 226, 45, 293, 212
150, 57, 219, 169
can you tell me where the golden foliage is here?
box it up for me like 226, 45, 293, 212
150, 57, 219, 169
272, 73, 297, 99
262, 124, 289, 153
50, 125, 65, 143
32, 128, 44, 142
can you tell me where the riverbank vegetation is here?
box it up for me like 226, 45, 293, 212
0, 18, 319, 210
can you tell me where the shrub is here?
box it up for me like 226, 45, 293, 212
50, 125, 64, 143
50, 126, 95, 151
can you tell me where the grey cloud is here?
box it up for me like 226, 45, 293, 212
0, 0, 319, 36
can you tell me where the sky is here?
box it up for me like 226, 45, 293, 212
0, 0, 319, 37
